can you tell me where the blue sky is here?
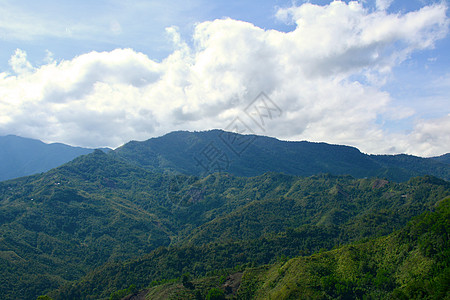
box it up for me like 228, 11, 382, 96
0, 0, 449, 156
0, 0, 295, 66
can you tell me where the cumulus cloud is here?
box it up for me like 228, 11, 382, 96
0, 1, 448, 156
390, 114, 450, 156
376, 0, 393, 11
8, 49, 34, 74
410, 115, 450, 156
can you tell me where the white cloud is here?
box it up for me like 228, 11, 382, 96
390, 114, 450, 156
0, 1, 448, 156
8, 49, 34, 74
376, 0, 393, 11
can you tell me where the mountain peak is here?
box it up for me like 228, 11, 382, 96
0, 135, 100, 181
112, 130, 449, 181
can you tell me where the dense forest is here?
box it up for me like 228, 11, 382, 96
131, 197, 449, 299
0, 131, 449, 299
112, 130, 450, 181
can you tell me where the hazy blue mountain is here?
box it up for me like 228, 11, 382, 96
0, 135, 109, 181
2, 131, 447, 183
432, 153, 450, 164
112, 130, 450, 181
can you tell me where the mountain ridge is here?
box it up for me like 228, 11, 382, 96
2, 130, 448, 182
112, 129, 450, 182
0, 135, 110, 181
0, 135, 449, 299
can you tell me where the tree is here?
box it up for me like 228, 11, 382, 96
181, 273, 194, 289
206, 288, 225, 300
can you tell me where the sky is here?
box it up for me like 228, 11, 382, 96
0, 0, 449, 157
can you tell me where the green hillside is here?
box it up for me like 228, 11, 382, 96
101, 197, 450, 300
44, 175, 448, 299
432, 153, 450, 164
182, 175, 449, 246
0, 151, 171, 299
0, 144, 448, 299
237, 197, 450, 299
112, 130, 450, 181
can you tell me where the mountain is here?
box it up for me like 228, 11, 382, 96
112, 130, 450, 182
0, 135, 109, 181
47, 186, 450, 299
2, 130, 448, 183
432, 153, 450, 164
7, 149, 440, 299
0, 151, 171, 299
136, 197, 450, 299
0, 131, 449, 299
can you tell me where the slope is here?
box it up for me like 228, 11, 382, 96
113, 197, 450, 300
112, 130, 450, 181
46, 175, 449, 299
432, 153, 450, 164
237, 196, 450, 299
0, 150, 173, 300
0, 135, 109, 181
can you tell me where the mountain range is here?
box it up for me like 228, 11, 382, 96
0, 135, 110, 182
0, 130, 449, 299
112, 130, 450, 181
1, 130, 449, 183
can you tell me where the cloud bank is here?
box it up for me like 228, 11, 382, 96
0, 1, 448, 156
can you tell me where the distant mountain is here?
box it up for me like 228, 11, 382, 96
112, 130, 450, 181
2, 131, 447, 183
432, 153, 450, 164
0, 135, 109, 181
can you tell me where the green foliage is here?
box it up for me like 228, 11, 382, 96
236, 198, 450, 299
182, 273, 194, 289
0, 145, 448, 299
109, 284, 137, 300
44, 171, 449, 299
205, 287, 225, 300
36, 296, 53, 300
113, 130, 450, 181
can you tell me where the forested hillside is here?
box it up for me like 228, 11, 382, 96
134, 197, 449, 299
4, 149, 439, 299
112, 130, 450, 181
0, 133, 448, 299
2, 131, 449, 183
238, 197, 450, 299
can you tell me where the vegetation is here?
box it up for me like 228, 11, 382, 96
44, 171, 448, 299
0, 134, 101, 181
83, 197, 448, 299
108, 284, 136, 300
113, 130, 450, 181
237, 197, 450, 299
0, 133, 448, 299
